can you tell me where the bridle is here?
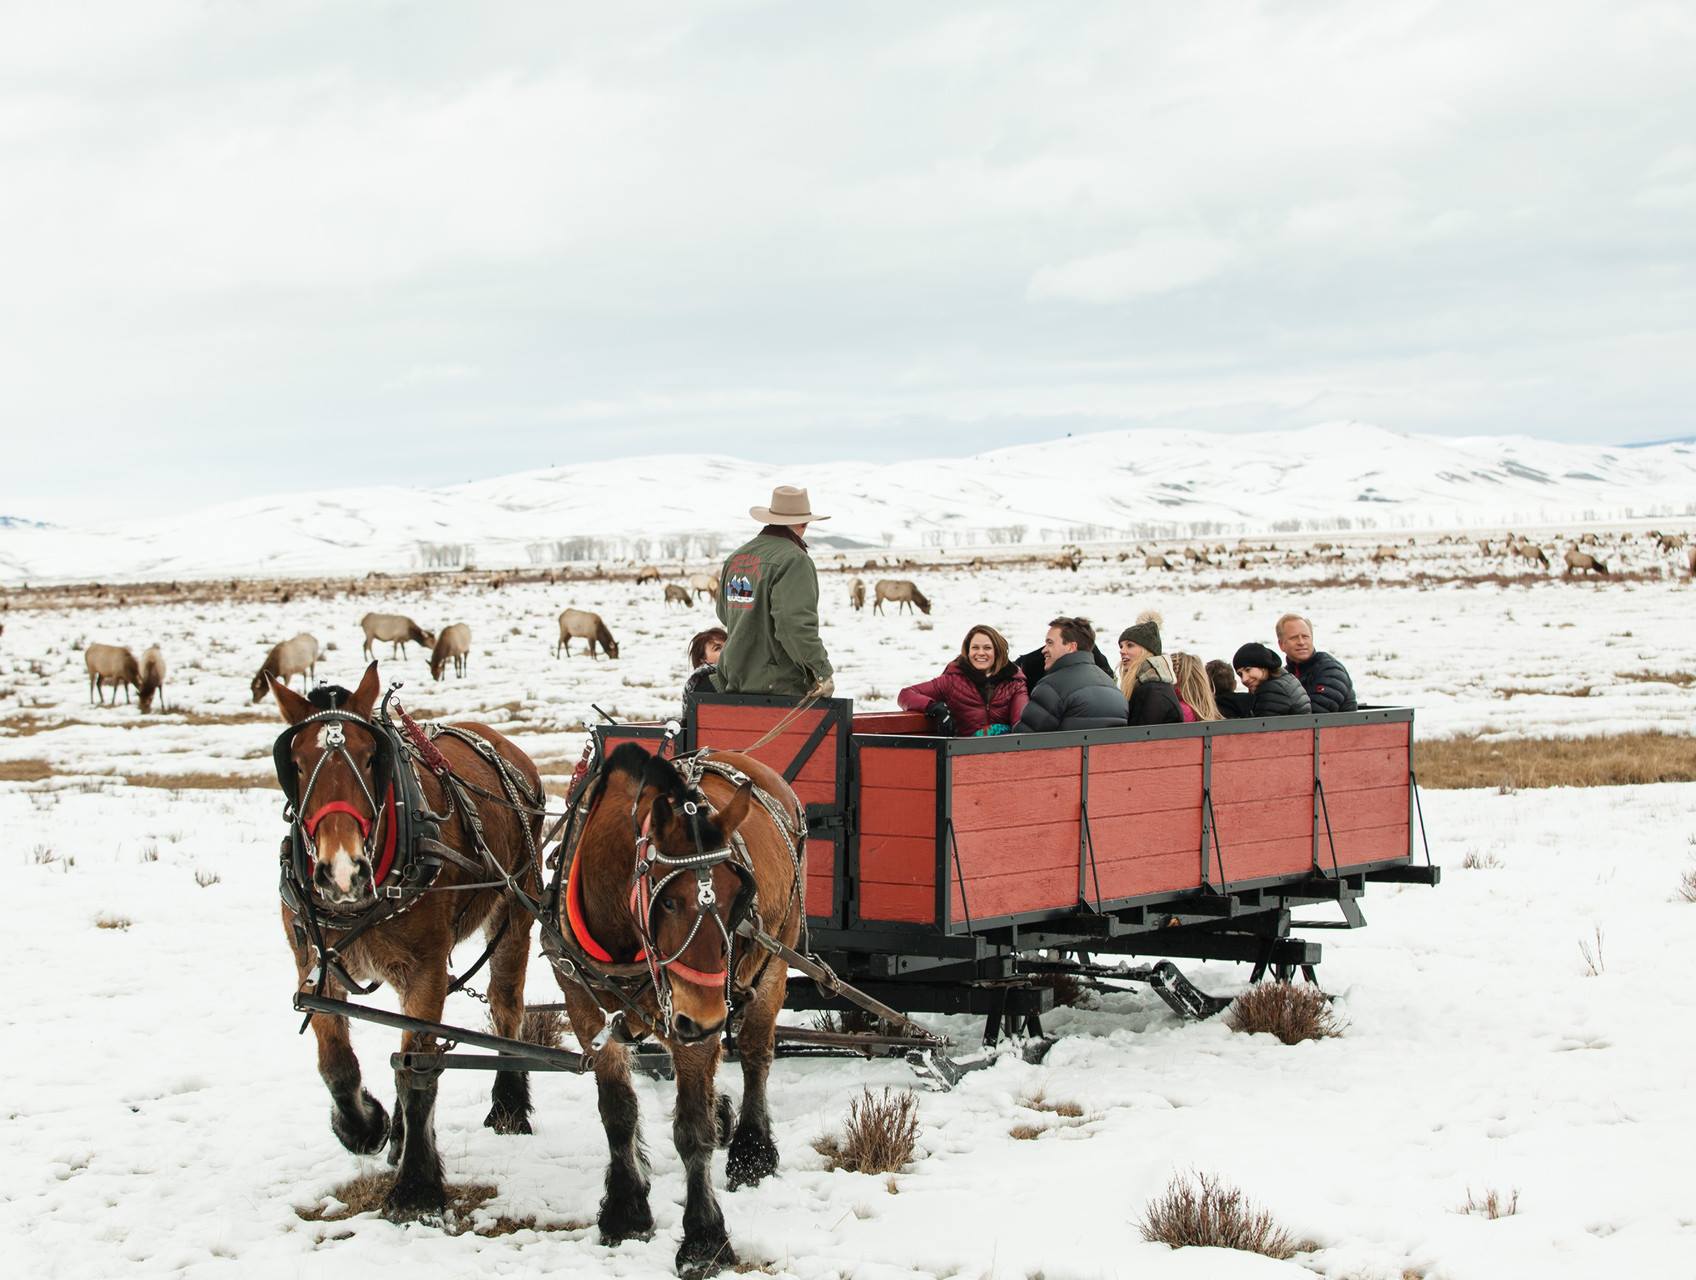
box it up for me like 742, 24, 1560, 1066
274, 708, 400, 900
559, 748, 760, 1043
626, 773, 758, 1038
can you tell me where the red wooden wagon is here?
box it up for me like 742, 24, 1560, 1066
595, 694, 1437, 1041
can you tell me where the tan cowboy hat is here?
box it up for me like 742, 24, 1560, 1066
750, 484, 830, 525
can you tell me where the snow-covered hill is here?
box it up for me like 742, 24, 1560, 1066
3, 423, 1693, 584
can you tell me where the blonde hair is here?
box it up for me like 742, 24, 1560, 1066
1172, 652, 1222, 721
1274, 613, 1312, 642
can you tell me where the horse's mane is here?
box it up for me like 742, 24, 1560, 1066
308, 684, 352, 710
591, 743, 726, 848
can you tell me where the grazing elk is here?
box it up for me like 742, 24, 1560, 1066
635, 565, 661, 585
428, 623, 472, 680
361, 613, 435, 661
872, 579, 931, 615
251, 633, 322, 702
1511, 541, 1551, 570
664, 584, 693, 609
688, 572, 719, 602
139, 646, 168, 713
1369, 545, 1398, 564
1145, 554, 1174, 571
85, 643, 140, 706
1563, 546, 1609, 577
556, 609, 619, 659
849, 577, 866, 611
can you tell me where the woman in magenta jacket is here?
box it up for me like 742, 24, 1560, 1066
898, 624, 1029, 735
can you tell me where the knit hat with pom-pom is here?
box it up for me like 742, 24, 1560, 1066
1118, 610, 1164, 656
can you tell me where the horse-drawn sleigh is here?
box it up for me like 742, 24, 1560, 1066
266, 666, 1436, 1272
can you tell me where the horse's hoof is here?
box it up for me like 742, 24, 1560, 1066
712, 1093, 735, 1148
484, 1105, 533, 1135
725, 1131, 779, 1191
597, 1196, 655, 1244
381, 1181, 447, 1224
676, 1234, 736, 1278
329, 1089, 389, 1155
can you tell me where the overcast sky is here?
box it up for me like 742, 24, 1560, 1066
3, 1, 1693, 520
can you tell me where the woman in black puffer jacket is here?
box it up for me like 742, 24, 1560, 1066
1231, 642, 1312, 717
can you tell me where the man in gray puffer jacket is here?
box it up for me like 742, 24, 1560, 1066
1014, 617, 1128, 732
1232, 642, 1312, 717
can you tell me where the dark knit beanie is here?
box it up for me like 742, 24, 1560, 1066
1118, 610, 1163, 656
1232, 642, 1281, 673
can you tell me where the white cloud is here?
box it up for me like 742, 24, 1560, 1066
1027, 234, 1239, 303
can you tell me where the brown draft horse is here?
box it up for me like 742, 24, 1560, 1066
270, 661, 543, 1222
557, 742, 804, 1276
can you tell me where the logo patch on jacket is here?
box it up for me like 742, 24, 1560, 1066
725, 553, 761, 608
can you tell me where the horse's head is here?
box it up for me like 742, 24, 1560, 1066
271, 662, 389, 909
594, 743, 757, 1043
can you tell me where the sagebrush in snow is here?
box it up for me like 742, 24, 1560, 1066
814, 1087, 919, 1174
517, 1006, 569, 1047
1138, 1171, 1297, 1259
1459, 1186, 1520, 1219
1225, 981, 1343, 1044
1677, 866, 1696, 904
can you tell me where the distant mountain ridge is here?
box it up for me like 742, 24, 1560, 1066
3, 423, 1693, 584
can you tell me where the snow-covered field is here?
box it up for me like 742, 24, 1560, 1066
3, 556, 1694, 1278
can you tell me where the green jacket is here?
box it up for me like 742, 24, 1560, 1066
713, 528, 832, 697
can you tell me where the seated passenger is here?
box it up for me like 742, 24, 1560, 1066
680, 627, 727, 721
1171, 652, 1223, 722
1015, 629, 1115, 693
1116, 611, 1182, 726
1231, 642, 1313, 717
897, 624, 1028, 736
1207, 658, 1253, 720
1275, 613, 1358, 713
1013, 617, 1128, 733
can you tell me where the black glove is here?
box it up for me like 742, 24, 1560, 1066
925, 700, 954, 736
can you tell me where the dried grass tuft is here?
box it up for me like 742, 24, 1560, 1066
1679, 867, 1696, 904
518, 1006, 569, 1048
1138, 1170, 1298, 1259
95, 914, 131, 930
1225, 981, 1344, 1045
295, 1173, 589, 1236
1461, 849, 1504, 870
813, 1087, 920, 1174
1416, 731, 1696, 790
1459, 1186, 1520, 1219
1009, 1123, 1043, 1140
1579, 926, 1605, 976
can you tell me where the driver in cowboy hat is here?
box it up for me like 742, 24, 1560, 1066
713, 485, 835, 699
